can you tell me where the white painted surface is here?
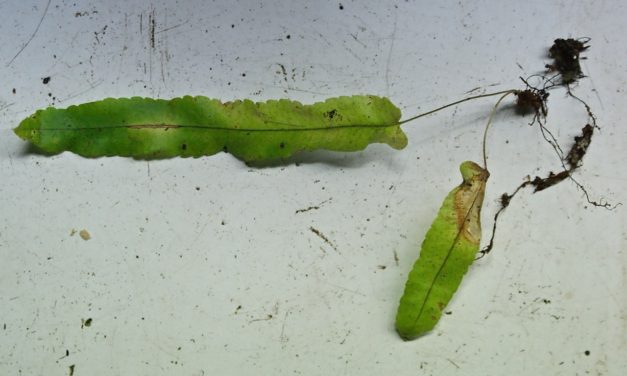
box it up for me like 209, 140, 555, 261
1, 1, 626, 375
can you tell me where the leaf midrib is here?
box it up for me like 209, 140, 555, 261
33, 122, 402, 132
411, 187, 484, 327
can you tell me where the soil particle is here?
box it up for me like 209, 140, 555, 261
79, 229, 91, 241
566, 124, 593, 169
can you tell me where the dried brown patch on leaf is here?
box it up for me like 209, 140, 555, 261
454, 167, 489, 244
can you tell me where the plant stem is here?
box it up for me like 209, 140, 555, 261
481, 92, 514, 170
398, 90, 517, 125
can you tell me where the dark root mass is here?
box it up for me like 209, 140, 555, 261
479, 37, 616, 258
546, 38, 590, 84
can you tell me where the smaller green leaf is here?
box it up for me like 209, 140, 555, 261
396, 161, 489, 340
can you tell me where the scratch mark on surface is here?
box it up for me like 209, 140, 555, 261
0, 102, 15, 112
315, 31, 334, 48
188, 219, 210, 251
339, 330, 351, 344
326, 283, 366, 297
309, 226, 338, 252
249, 315, 274, 323
384, 10, 398, 97
295, 198, 331, 214
464, 82, 501, 95
582, 61, 605, 110
249, 303, 279, 324
56, 79, 103, 103
149, 9, 156, 49
341, 41, 362, 62
447, 358, 460, 369
156, 20, 189, 34
350, 33, 366, 48
6, 0, 52, 67
117, 13, 130, 78
147, 7, 156, 87
159, 9, 169, 85
279, 311, 289, 346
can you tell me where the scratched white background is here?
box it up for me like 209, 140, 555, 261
1, 0, 626, 375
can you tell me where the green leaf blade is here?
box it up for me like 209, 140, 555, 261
14, 95, 406, 162
396, 161, 489, 340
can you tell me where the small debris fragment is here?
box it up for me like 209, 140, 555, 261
295, 205, 320, 214
79, 229, 91, 241
531, 170, 570, 192
295, 198, 331, 214
42, 76, 51, 85
309, 226, 337, 251
566, 124, 593, 169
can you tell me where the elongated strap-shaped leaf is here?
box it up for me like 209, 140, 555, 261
14, 95, 407, 162
396, 161, 489, 340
